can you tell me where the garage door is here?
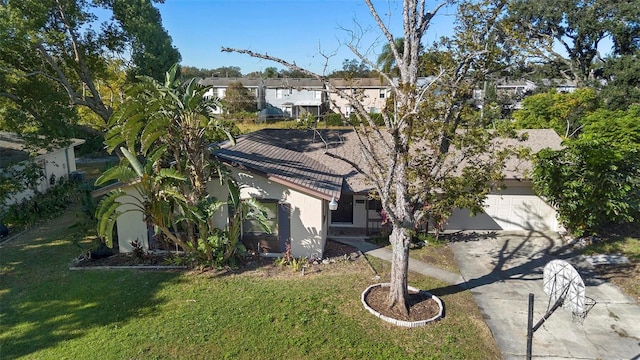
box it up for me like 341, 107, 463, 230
445, 186, 558, 231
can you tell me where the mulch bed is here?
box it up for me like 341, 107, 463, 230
364, 285, 441, 322
72, 252, 172, 267
72, 240, 360, 268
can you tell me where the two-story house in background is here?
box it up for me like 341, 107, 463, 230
200, 77, 328, 119
328, 78, 391, 117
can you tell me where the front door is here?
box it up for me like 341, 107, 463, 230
331, 194, 353, 223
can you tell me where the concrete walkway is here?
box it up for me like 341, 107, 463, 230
333, 232, 640, 359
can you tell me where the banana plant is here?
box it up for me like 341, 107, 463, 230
95, 146, 187, 248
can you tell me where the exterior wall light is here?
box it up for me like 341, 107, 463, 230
329, 196, 338, 211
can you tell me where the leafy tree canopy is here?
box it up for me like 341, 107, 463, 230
580, 104, 640, 146
328, 59, 374, 78
510, 0, 640, 85
0, 0, 179, 147
223, 81, 257, 113
513, 88, 600, 138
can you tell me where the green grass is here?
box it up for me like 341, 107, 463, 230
582, 236, 640, 262
1, 207, 500, 360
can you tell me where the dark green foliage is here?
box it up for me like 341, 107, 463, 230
533, 141, 640, 236
328, 59, 373, 78
223, 81, 257, 113
109, 0, 181, 82
2, 177, 78, 227
600, 52, 640, 110
348, 112, 385, 126
323, 113, 344, 126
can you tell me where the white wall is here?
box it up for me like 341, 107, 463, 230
445, 181, 558, 231
3, 146, 76, 206
216, 168, 327, 258
115, 186, 149, 253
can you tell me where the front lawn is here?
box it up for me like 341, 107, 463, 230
0, 207, 500, 359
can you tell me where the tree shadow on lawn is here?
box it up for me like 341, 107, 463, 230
0, 227, 183, 359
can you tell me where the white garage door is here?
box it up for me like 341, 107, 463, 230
445, 185, 558, 231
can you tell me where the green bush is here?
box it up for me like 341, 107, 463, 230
533, 140, 640, 236
324, 113, 344, 126
348, 112, 385, 126
2, 177, 79, 227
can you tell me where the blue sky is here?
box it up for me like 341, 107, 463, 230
154, 0, 458, 75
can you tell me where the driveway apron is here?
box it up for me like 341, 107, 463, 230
448, 231, 640, 359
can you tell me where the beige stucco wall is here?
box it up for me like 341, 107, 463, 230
210, 168, 327, 258
329, 88, 389, 115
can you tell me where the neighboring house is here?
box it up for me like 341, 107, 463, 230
474, 79, 537, 110
328, 78, 391, 116
199, 77, 263, 115
199, 77, 328, 119
541, 79, 579, 93
263, 78, 328, 118
0, 132, 85, 206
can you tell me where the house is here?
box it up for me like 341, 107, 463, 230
328, 78, 391, 116
444, 129, 563, 231
199, 77, 328, 119
199, 77, 263, 115
0, 132, 85, 206
263, 78, 327, 118
101, 127, 562, 258
217, 128, 563, 237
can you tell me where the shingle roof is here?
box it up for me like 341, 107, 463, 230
214, 131, 344, 201
213, 128, 563, 197
0, 132, 85, 168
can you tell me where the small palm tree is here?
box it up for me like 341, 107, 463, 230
377, 37, 405, 76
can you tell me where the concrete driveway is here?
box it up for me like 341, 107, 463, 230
447, 231, 640, 360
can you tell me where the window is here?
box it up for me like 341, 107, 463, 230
243, 202, 278, 237
314, 90, 322, 99
367, 198, 382, 212
218, 88, 226, 98
379, 89, 386, 98
276, 88, 283, 99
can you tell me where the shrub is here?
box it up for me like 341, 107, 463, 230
324, 113, 344, 126
348, 112, 385, 126
533, 140, 640, 236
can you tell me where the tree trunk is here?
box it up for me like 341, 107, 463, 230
388, 223, 411, 315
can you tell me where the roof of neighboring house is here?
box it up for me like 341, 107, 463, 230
214, 128, 563, 196
0, 132, 85, 168
329, 78, 391, 88
199, 77, 263, 87
214, 131, 344, 201
199, 77, 326, 89
263, 78, 325, 89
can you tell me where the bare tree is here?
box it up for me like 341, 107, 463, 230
223, 0, 520, 315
